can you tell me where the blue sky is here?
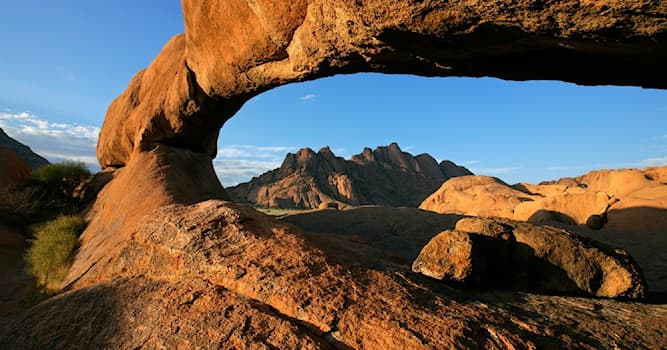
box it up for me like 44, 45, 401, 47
2, 2, 667, 186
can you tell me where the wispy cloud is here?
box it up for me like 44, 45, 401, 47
299, 94, 316, 102
544, 165, 586, 172
56, 64, 78, 82
543, 155, 667, 174
470, 166, 521, 175
216, 144, 298, 186
641, 156, 667, 167
461, 160, 480, 166
0, 112, 100, 170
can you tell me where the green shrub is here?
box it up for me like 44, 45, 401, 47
30, 161, 92, 200
25, 215, 85, 289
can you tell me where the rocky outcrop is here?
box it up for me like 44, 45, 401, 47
420, 176, 537, 218
3, 201, 666, 349
227, 143, 471, 208
421, 166, 667, 234
0, 128, 48, 171
413, 217, 646, 299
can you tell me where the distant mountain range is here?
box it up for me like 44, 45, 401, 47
0, 127, 49, 171
227, 143, 472, 209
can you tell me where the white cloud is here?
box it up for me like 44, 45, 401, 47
0, 112, 100, 171
299, 94, 316, 102
217, 145, 296, 159
215, 144, 298, 186
214, 159, 283, 187
0, 112, 295, 183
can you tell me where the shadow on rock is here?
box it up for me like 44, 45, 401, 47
280, 206, 463, 270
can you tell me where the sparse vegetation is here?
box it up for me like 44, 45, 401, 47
28, 161, 92, 203
0, 161, 93, 306
25, 215, 85, 290
0, 162, 93, 226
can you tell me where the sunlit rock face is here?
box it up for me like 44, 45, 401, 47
98, 0, 667, 170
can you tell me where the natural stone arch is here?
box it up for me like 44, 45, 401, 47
3, 3, 664, 348
65, 0, 667, 291
98, 0, 667, 171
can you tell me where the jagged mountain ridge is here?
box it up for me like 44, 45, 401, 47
227, 143, 472, 208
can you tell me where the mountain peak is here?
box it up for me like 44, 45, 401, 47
318, 146, 334, 155
387, 142, 401, 152
228, 143, 473, 209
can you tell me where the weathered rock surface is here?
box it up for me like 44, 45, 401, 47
3, 200, 666, 349
62, 145, 227, 290
228, 143, 471, 208
420, 176, 537, 218
413, 217, 646, 299
97, 0, 667, 170
421, 166, 667, 234
0, 128, 49, 171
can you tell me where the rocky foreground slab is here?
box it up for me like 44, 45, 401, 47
2, 201, 666, 349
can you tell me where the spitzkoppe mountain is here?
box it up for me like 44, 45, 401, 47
227, 143, 472, 208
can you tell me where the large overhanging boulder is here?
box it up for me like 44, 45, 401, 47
98, 0, 667, 172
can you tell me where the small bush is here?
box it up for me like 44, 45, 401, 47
25, 215, 85, 289
30, 162, 92, 201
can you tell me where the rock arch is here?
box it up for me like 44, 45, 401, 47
98, 0, 667, 170
5, 3, 667, 348
69, 0, 667, 291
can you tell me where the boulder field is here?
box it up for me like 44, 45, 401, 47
2, 0, 667, 349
